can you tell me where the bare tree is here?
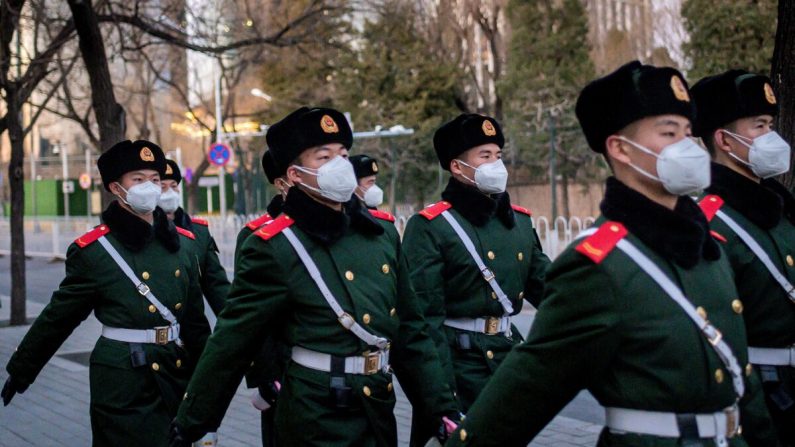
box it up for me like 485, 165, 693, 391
772, 1, 795, 189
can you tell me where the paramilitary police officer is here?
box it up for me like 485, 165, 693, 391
1, 140, 211, 446
691, 70, 795, 446
236, 149, 290, 447
159, 159, 230, 316
446, 61, 776, 447
401, 113, 550, 445
350, 154, 384, 209
169, 107, 458, 446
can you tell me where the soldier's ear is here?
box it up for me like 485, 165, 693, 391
286, 166, 303, 185
449, 159, 463, 176
108, 181, 125, 197
605, 135, 632, 167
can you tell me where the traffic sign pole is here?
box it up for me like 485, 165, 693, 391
85, 149, 91, 217
215, 67, 227, 221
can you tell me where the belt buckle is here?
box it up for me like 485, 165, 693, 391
481, 268, 495, 282
707, 326, 723, 346
724, 407, 738, 437
154, 327, 169, 345
363, 351, 380, 375
484, 317, 500, 335
137, 283, 151, 296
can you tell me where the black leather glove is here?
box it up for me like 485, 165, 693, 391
168, 421, 193, 447
2, 376, 28, 406
259, 380, 281, 406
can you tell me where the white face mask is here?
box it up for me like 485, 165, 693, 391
157, 188, 181, 213
456, 158, 509, 194
362, 184, 384, 207
117, 181, 162, 214
619, 136, 711, 196
721, 130, 791, 179
293, 155, 358, 203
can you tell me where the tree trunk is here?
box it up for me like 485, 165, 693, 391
772, 0, 795, 189
187, 157, 210, 215
560, 169, 571, 219
6, 83, 27, 325
67, 1, 125, 145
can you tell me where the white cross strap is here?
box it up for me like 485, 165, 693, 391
714, 210, 795, 302
97, 236, 181, 344
440, 210, 514, 317
281, 228, 389, 350
577, 228, 745, 398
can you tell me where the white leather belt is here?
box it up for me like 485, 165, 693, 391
748, 346, 795, 367
444, 316, 510, 335
605, 405, 740, 442
102, 324, 180, 345
291, 346, 390, 375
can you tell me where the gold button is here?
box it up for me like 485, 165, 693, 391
732, 299, 743, 314
175, 303, 182, 310
152, 362, 160, 371
491, 291, 497, 300
387, 383, 393, 392
345, 271, 354, 281
487, 251, 495, 260
745, 363, 753, 377
517, 252, 524, 261
148, 304, 157, 313
609, 224, 620, 232
715, 368, 724, 383
381, 264, 390, 274
390, 308, 396, 317
460, 429, 467, 441
363, 386, 371, 397
142, 271, 150, 280
486, 350, 494, 360
696, 306, 707, 320
175, 269, 181, 278
363, 313, 371, 324
518, 291, 524, 300
787, 255, 794, 267
100, 225, 107, 230
176, 359, 182, 368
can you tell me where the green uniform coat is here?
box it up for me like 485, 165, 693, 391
401, 179, 549, 444
174, 208, 230, 316
176, 189, 457, 446
447, 178, 775, 447
703, 164, 795, 445
6, 203, 210, 447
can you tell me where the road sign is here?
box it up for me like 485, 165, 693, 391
198, 176, 220, 187
62, 180, 75, 194
208, 142, 231, 166
78, 173, 91, 190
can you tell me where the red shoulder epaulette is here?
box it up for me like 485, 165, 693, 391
246, 213, 273, 230
698, 195, 724, 222
176, 226, 196, 240
710, 230, 728, 243
575, 221, 627, 264
368, 209, 395, 222
511, 204, 532, 217
191, 217, 209, 227
419, 201, 452, 220
254, 214, 294, 241
75, 224, 111, 248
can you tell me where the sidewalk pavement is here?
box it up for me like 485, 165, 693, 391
0, 295, 602, 446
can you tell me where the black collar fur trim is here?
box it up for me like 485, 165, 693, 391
173, 207, 192, 231
101, 201, 180, 253
441, 178, 515, 228
706, 163, 783, 230
600, 177, 720, 269
282, 187, 383, 246
761, 178, 795, 226
266, 195, 284, 218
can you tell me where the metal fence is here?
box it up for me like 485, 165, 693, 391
0, 213, 596, 271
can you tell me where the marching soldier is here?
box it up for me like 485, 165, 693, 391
692, 69, 794, 445
236, 150, 290, 447
446, 61, 775, 446
401, 113, 550, 444
169, 107, 458, 446
159, 159, 230, 316
350, 154, 384, 209
2, 140, 210, 446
